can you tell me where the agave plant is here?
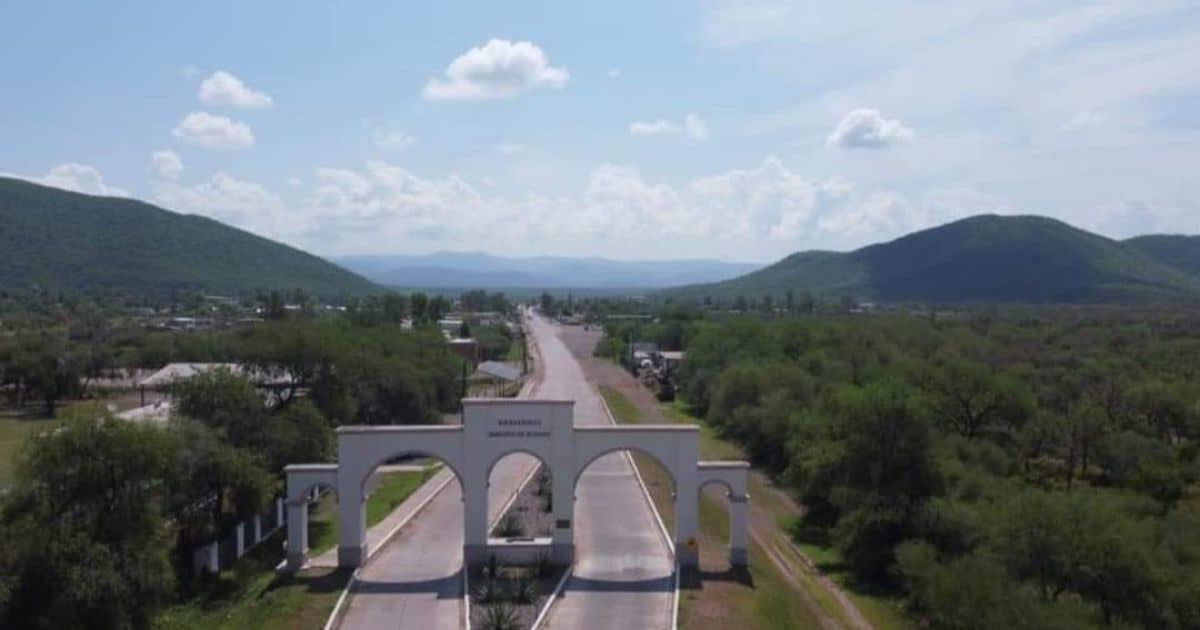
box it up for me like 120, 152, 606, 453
513, 576, 538, 604
487, 554, 505, 578
479, 602, 520, 630
472, 574, 502, 604
534, 551, 554, 579
495, 514, 524, 537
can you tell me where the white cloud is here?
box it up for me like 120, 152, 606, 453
198, 71, 273, 108
172, 112, 255, 149
373, 129, 417, 150
684, 114, 710, 140
287, 177, 304, 188
629, 114, 710, 140
294, 157, 958, 256
826, 108, 913, 149
630, 120, 681, 135
149, 150, 183, 180
422, 39, 568, 101
607, 68, 622, 79
152, 173, 298, 239
3, 163, 129, 197
1066, 110, 1106, 128
497, 143, 526, 154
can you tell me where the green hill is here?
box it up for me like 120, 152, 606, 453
1125, 235, 1200, 278
0, 177, 378, 299
664, 215, 1200, 304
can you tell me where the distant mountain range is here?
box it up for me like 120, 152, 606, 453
662, 215, 1200, 304
0, 177, 378, 299
334, 252, 761, 289
8, 176, 1199, 306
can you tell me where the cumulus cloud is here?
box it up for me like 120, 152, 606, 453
149, 150, 183, 180
422, 39, 568, 101
172, 112, 255, 149
3, 163, 129, 197
152, 173, 297, 238
1066, 110, 1106, 128
294, 157, 951, 255
373, 129, 416, 150
198, 71, 273, 108
826, 108, 913, 149
629, 114, 709, 140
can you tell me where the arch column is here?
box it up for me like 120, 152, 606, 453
728, 493, 749, 566
674, 433, 700, 568
550, 472, 574, 563
337, 462, 367, 568
462, 473, 489, 564
285, 498, 309, 570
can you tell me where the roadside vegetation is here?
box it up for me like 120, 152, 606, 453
594, 305, 1200, 629
0, 289, 512, 629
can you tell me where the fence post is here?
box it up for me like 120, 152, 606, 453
207, 541, 219, 573
276, 497, 284, 529
254, 514, 262, 542
235, 522, 246, 558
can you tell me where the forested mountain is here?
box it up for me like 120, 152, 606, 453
335, 251, 760, 288
664, 215, 1200, 304
1126, 235, 1200, 278
0, 177, 378, 298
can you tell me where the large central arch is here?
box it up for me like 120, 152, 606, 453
283, 398, 748, 571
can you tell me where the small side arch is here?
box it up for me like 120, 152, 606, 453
285, 464, 338, 504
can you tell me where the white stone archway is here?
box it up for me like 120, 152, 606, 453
283, 399, 749, 571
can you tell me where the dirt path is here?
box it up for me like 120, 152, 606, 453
558, 325, 873, 630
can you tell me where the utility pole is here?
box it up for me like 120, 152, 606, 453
521, 326, 528, 375
460, 360, 468, 422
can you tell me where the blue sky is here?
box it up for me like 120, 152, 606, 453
3, 0, 1199, 262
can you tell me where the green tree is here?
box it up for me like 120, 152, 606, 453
0, 408, 177, 629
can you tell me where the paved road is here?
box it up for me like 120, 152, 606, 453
534, 316, 674, 630
335, 315, 543, 630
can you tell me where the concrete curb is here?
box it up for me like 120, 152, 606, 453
322, 568, 360, 630
671, 561, 681, 630
530, 563, 573, 630
462, 567, 471, 630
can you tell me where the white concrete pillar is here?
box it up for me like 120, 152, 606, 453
253, 515, 262, 543
285, 499, 309, 571
550, 469, 574, 564
728, 493, 749, 566
235, 522, 245, 558
337, 463, 367, 568
674, 433, 701, 568
462, 473, 489, 564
